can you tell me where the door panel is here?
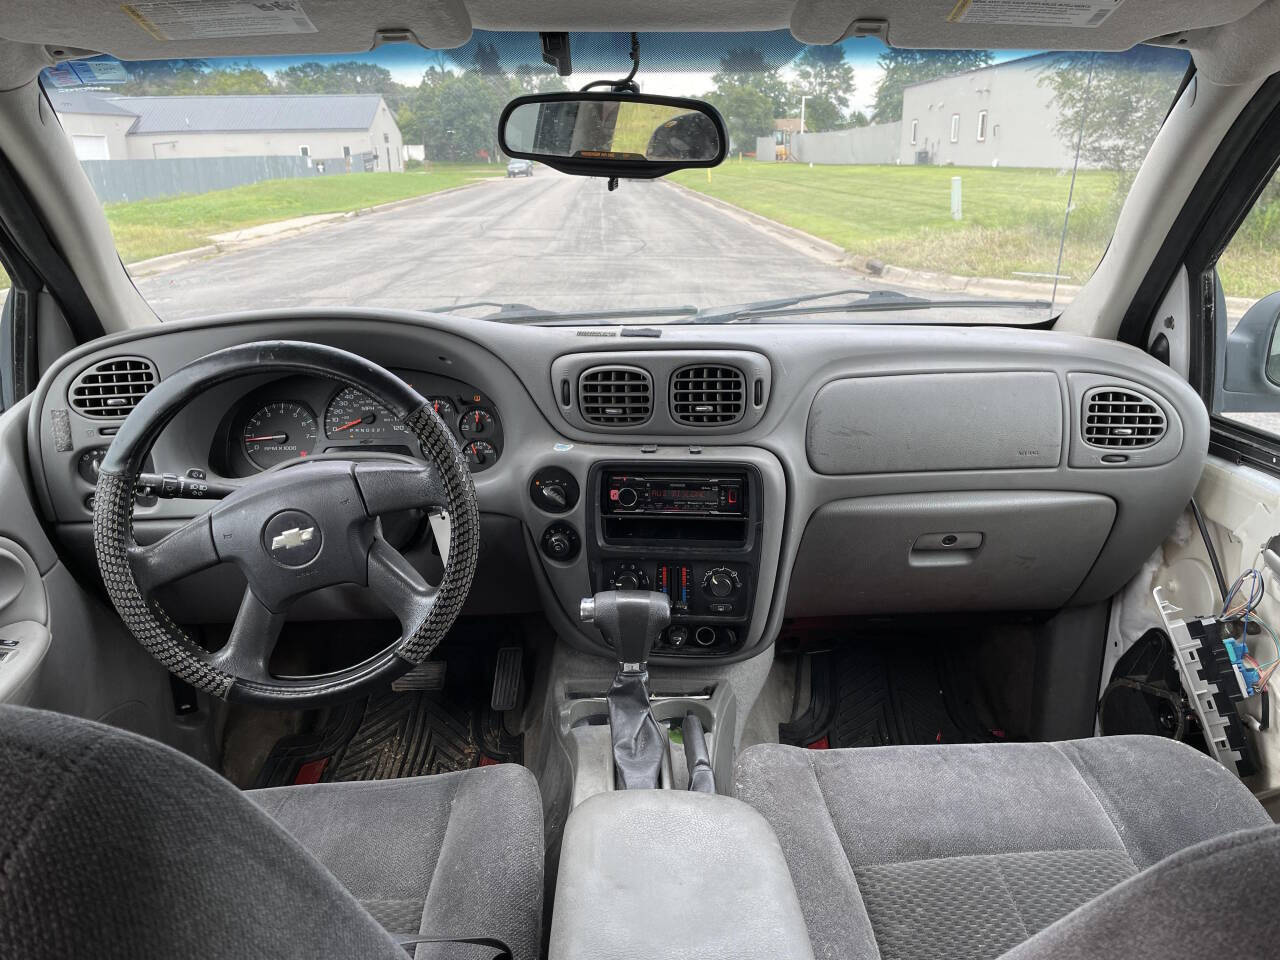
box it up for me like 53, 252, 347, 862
0, 397, 216, 761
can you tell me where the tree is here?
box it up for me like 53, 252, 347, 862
704, 86, 776, 153
871, 49, 993, 123
514, 64, 567, 94
199, 65, 272, 95
791, 46, 855, 131
407, 72, 513, 162
711, 48, 791, 117
1040, 48, 1188, 192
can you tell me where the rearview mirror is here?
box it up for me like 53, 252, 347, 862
498, 92, 726, 180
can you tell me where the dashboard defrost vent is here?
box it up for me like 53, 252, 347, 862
671, 364, 746, 426
579, 366, 652, 425
1082, 387, 1166, 449
69, 357, 158, 419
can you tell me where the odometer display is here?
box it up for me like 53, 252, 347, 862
325, 386, 412, 443
241, 401, 317, 469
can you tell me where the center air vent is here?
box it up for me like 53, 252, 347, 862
671, 364, 746, 426
579, 366, 652, 426
69, 357, 158, 419
1082, 387, 1166, 448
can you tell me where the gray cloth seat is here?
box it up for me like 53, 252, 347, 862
0, 704, 543, 960
735, 736, 1275, 960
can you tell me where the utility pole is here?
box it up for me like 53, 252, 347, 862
800, 95, 811, 134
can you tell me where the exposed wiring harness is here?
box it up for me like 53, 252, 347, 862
1221, 563, 1280, 692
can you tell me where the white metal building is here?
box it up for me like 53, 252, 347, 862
897, 53, 1077, 168
52, 92, 405, 171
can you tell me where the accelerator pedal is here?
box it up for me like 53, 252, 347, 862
491, 646, 523, 712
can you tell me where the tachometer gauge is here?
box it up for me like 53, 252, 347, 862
459, 407, 496, 437
463, 439, 499, 469
241, 401, 317, 470
325, 386, 410, 442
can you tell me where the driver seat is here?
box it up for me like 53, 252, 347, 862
0, 704, 544, 960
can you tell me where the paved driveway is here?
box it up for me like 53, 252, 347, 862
135, 170, 932, 321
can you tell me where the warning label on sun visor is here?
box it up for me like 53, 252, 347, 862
122, 1, 318, 41
948, 0, 1124, 27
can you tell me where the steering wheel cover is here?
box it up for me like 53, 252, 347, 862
92, 340, 480, 705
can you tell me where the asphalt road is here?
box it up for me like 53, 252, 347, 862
135, 169, 904, 321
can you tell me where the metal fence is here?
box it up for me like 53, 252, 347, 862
79, 153, 376, 204
790, 122, 903, 165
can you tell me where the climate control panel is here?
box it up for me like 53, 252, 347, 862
598, 558, 752, 653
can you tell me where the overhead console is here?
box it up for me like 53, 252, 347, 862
586, 465, 762, 655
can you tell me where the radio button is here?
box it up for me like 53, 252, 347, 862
616, 486, 639, 508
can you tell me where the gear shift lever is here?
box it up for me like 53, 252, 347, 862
581, 590, 671, 789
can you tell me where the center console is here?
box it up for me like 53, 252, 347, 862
550, 791, 814, 960
586, 463, 762, 656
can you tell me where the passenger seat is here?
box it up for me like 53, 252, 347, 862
734, 737, 1275, 960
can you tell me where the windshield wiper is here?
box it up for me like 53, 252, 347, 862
685, 287, 876, 324
683, 290, 1051, 324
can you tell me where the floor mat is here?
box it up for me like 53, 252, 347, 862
781, 642, 999, 748
253, 688, 522, 788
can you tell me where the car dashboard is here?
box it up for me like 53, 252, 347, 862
27, 308, 1209, 666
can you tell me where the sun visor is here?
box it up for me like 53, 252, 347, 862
0, 0, 473, 59
789, 0, 1266, 50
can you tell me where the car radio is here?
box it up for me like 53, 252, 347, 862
602, 472, 745, 516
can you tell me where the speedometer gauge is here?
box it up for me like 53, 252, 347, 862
325, 386, 412, 442
241, 401, 317, 469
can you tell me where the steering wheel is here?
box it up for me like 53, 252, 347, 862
92, 341, 479, 708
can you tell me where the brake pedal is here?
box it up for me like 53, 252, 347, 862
491, 646, 523, 711
391, 660, 447, 692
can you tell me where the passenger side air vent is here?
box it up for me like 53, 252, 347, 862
579, 366, 652, 426
68, 357, 158, 419
670, 364, 746, 426
1082, 387, 1166, 448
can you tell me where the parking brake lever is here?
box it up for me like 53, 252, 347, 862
581, 590, 670, 790
682, 713, 715, 793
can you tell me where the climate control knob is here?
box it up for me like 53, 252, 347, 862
702, 567, 741, 599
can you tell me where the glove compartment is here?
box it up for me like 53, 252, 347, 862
785, 491, 1116, 615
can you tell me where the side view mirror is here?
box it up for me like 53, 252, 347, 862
498, 92, 726, 180
1221, 290, 1280, 412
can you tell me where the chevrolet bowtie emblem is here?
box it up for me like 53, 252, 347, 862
271, 526, 316, 551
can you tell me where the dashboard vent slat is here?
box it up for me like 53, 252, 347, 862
1082, 387, 1166, 449
69, 357, 159, 419
671, 364, 746, 426
579, 366, 652, 426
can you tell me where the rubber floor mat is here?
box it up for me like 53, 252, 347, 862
253, 688, 522, 788
781, 643, 998, 748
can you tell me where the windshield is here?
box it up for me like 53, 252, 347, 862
39, 32, 1189, 325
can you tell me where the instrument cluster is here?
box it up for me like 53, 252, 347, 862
217, 372, 503, 477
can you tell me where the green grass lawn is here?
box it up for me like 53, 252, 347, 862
671, 161, 1280, 299
670, 162, 1124, 290
106, 164, 500, 265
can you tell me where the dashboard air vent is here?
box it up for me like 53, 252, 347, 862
579, 366, 652, 426
671, 364, 746, 426
69, 357, 158, 419
1082, 387, 1166, 449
